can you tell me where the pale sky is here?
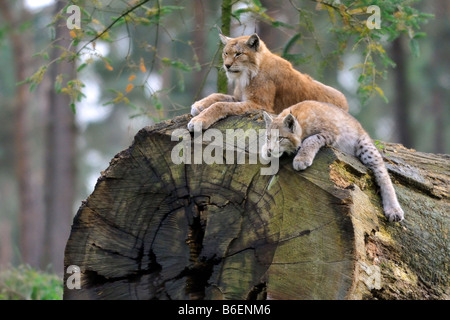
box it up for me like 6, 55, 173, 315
25, 0, 55, 10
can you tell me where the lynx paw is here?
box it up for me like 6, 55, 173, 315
187, 116, 206, 132
190, 103, 203, 116
384, 206, 404, 222
293, 157, 312, 171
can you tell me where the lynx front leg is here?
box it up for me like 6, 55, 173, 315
190, 93, 237, 116
188, 101, 261, 131
293, 133, 335, 171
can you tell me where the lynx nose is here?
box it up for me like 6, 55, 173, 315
267, 148, 272, 157
225, 64, 232, 70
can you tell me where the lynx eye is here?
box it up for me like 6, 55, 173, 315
235, 52, 242, 57
278, 137, 286, 142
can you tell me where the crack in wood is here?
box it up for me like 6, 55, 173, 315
183, 197, 213, 299
246, 282, 267, 300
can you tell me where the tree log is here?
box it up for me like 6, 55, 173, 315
64, 111, 449, 300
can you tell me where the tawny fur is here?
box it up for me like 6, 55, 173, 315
188, 33, 349, 131
261, 100, 404, 222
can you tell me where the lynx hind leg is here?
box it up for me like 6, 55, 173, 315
356, 136, 404, 222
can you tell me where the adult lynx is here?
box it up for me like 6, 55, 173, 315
261, 100, 404, 222
188, 33, 349, 131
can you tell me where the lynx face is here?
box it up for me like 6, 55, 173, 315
261, 111, 302, 160
220, 34, 261, 83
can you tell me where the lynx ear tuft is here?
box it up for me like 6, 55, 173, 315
219, 33, 231, 45
263, 111, 273, 126
246, 33, 260, 51
283, 113, 296, 132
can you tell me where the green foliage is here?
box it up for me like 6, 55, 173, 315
17, 65, 47, 92
235, 0, 432, 104
374, 139, 385, 150
0, 265, 63, 300
233, 0, 294, 29
374, 140, 390, 155
21, 0, 432, 115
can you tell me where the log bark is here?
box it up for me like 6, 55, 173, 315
64, 112, 449, 300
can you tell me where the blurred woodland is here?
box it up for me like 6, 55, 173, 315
0, 0, 448, 277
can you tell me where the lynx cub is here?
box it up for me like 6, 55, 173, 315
261, 100, 404, 222
188, 33, 348, 131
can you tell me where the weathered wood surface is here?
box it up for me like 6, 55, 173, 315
64, 112, 449, 300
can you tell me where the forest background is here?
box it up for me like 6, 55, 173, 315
0, 0, 448, 298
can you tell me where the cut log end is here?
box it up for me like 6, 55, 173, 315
64, 112, 450, 300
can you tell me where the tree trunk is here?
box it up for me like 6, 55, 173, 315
0, 221, 13, 268
44, 2, 77, 274
0, 1, 44, 269
193, 0, 206, 91
392, 36, 413, 149
429, 0, 448, 154
217, 0, 232, 94
64, 112, 449, 300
